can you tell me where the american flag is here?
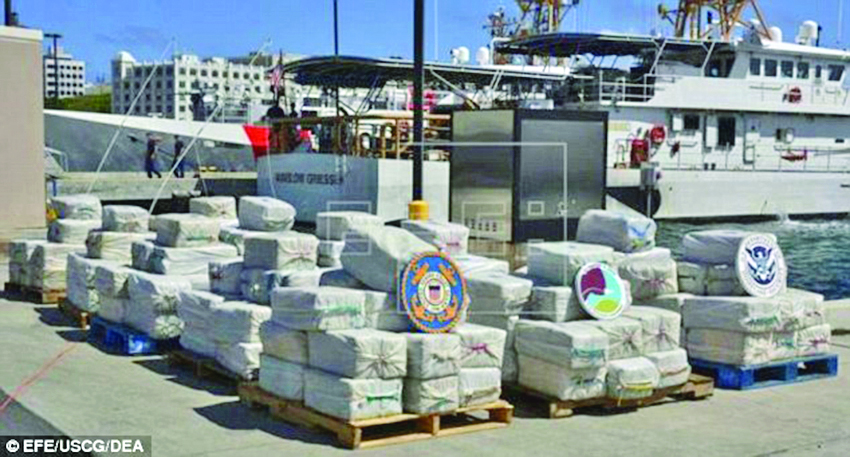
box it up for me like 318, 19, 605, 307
269, 64, 283, 88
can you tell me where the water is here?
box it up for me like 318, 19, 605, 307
657, 218, 850, 300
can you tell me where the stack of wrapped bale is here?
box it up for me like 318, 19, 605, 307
7, 240, 47, 290
126, 272, 192, 340
210, 300, 271, 378
176, 290, 225, 356
314, 211, 384, 268
189, 196, 238, 227
403, 333, 462, 413
400, 219, 470, 256
218, 196, 297, 255
240, 231, 320, 305
65, 253, 116, 314
453, 324, 507, 407
87, 206, 154, 264
676, 230, 774, 297
94, 264, 133, 324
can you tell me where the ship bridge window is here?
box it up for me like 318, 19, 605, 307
828, 65, 845, 81
816, 65, 823, 79
765, 59, 778, 77
781, 61, 794, 78
798, 62, 810, 79
718, 116, 736, 147
684, 114, 700, 131
750, 58, 761, 76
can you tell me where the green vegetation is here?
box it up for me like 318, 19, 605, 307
45, 93, 111, 113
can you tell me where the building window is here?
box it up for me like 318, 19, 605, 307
156, 95, 162, 101
135, 106, 140, 114
124, 94, 130, 102
781, 61, 794, 78
223, 71, 229, 78
243, 72, 250, 79
156, 105, 162, 112
166, 67, 173, 76
179, 81, 186, 88
167, 81, 173, 89
179, 106, 186, 112
718, 116, 736, 147
190, 69, 197, 76
201, 69, 208, 77
156, 81, 162, 88
828, 64, 845, 81
212, 70, 219, 77
145, 94, 151, 101
749, 58, 761, 76
765, 59, 777, 77
179, 68, 186, 75
134, 82, 141, 89
233, 73, 240, 79
166, 105, 173, 113
254, 73, 260, 80
797, 62, 810, 79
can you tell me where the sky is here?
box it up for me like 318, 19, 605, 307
14, 0, 850, 82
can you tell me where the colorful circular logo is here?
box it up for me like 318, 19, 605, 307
401, 252, 468, 333
736, 234, 787, 297
575, 263, 630, 320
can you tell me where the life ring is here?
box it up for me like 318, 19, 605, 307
785, 87, 802, 103
649, 125, 666, 146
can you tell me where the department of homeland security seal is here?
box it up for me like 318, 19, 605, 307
401, 252, 468, 333
574, 263, 630, 320
736, 234, 787, 297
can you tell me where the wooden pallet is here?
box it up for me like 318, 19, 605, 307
506, 373, 715, 419
58, 299, 92, 329
87, 316, 179, 355
22, 286, 65, 304
4, 282, 24, 296
167, 349, 256, 386
239, 382, 514, 450
690, 354, 839, 390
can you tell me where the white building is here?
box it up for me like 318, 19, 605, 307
43, 46, 85, 99
110, 51, 280, 123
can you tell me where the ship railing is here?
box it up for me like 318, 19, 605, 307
574, 72, 677, 103
635, 143, 850, 173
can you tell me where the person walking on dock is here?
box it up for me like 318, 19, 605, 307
172, 135, 185, 178
145, 133, 162, 179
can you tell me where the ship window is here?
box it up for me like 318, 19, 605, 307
828, 65, 845, 81
781, 61, 794, 78
798, 62, 810, 79
816, 65, 823, 78
684, 114, 700, 131
749, 58, 761, 76
836, 138, 845, 144
765, 59, 778, 77
718, 116, 736, 147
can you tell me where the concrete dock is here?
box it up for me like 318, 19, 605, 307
1, 262, 849, 456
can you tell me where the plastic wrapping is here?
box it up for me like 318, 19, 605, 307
259, 355, 304, 401
243, 232, 319, 271
617, 256, 678, 301
9, 240, 47, 287
189, 196, 237, 219
316, 211, 384, 241
454, 324, 507, 369
126, 272, 192, 338
102, 205, 150, 233
86, 231, 156, 263
685, 328, 798, 365
777, 288, 827, 331
401, 220, 469, 256
606, 357, 660, 401
466, 272, 533, 316
48, 219, 101, 245
49, 194, 102, 220
66, 254, 115, 312
155, 214, 221, 248
645, 348, 691, 388
526, 286, 584, 322
94, 264, 132, 298
633, 293, 693, 314
99, 296, 129, 324
319, 268, 368, 289
682, 230, 777, 264
304, 369, 403, 421
180, 330, 217, 357
796, 324, 831, 358
259, 321, 308, 364
131, 241, 156, 271
177, 290, 224, 330
270, 287, 368, 331
466, 314, 519, 383
527, 242, 615, 286
28, 243, 86, 290
209, 301, 272, 345
318, 240, 346, 259
209, 259, 243, 296
215, 342, 262, 379
219, 225, 259, 255
403, 376, 459, 414
518, 354, 607, 401
458, 368, 501, 407
149, 243, 239, 276
622, 307, 681, 354
576, 210, 656, 253
682, 296, 785, 333
309, 329, 407, 379
586, 318, 644, 360
238, 196, 296, 232
611, 247, 673, 270
452, 254, 510, 276
515, 320, 609, 369
339, 226, 434, 293
363, 291, 410, 332
404, 333, 461, 380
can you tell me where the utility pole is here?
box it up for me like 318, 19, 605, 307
413, 0, 424, 202
44, 33, 62, 102
4, 0, 12, 26
333, 0, 340, 119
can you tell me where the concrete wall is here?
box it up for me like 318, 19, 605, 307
0, 27, 46, 230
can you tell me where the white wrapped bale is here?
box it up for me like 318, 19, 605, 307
363, 291, 410, 332
677, 262, 707, 295
682, 296, 784, 333
452, 254, 510, 276
238, 196, 296, 232
318, 240, 346, 259
66, 254, 114, 312
634, 293, 693, 314
401, 220, 469, 256
606, 357, 660, 401
189, 196, 237, 219
319, 268, 367, 289
527, 242, 615, 286
284, 269, 325, 288
126, 272, 192, 339
215, 342, 262, 379
9, 264, 24, 286
131, 241, 155, 271
243, 232, 319, 271
219, 225, 259, 255
181, 330, 217, 357
155, 214, 221, 248
102, 206, 150, 233
466, 315, 519, 383
586, 319, 644, 361
48, 219, 101, 245
149, 243, 239, 276
685, 329, 797, 365
518, 354, 607, 401
86, 231, 156, 263
622, 307, 681, 354
209, 259, 243, 296
9, 240, 47, 287
28, 243, 86, 290
682, 230, 775, 264
259, 354, 304, 401
404, 333, 461, 380
677, 262, 747, 297
403, 376, 459, 414
94, 264, 132, 298
318, 257, 342, 268
308, 329, 407, 379
645, 349, 691, 388
304, 369, 403, 421
617, 256, 678, 301
99, 296, 129, 324
339, 226, 434, 293
797, 324, 831, 357
259, 321, 308, 364
466, 272, 533, 317
49, 194, 102, 220
270, 287, 368, 331
454, 324, 507, 369
241, 269, 321, 305
611, 247, 672, 269
209, 301, 272, 345
576, 210, 657, 253
515, 320, 608, 369
458, 368, 502, 407
526, 286, 584, 322
316, 211, 384, 241
177, 290, 224, 330
777, 289, 827, 331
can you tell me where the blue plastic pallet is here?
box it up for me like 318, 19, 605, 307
690, 354, 838, 390
88, 316, 179, 355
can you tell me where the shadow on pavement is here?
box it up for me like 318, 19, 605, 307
132, 358, 237, 397
194, 401, 335, 447
55, 329, 88, 343
34, 306, 76, 328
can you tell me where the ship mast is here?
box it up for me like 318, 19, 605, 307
660, 0, 771, 41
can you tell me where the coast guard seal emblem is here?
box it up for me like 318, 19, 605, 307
736, 234, 787, 297
401, 252, 468, 333
575, 263, 630, 320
